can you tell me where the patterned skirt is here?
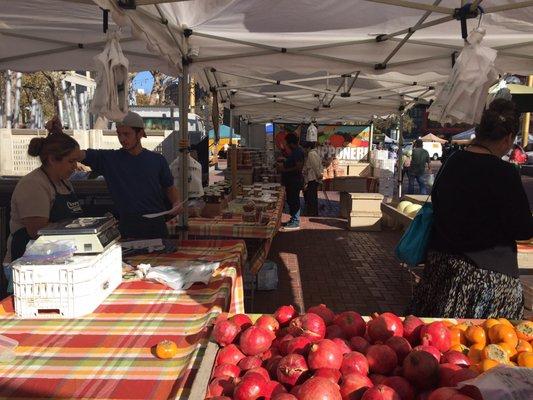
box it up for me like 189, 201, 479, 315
407, 251, 523, 320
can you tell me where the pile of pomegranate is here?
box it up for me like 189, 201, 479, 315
207, 305, 482, 400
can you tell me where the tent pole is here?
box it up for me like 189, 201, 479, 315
14, 72, 22, 128
368, 122, 374, 163
362, 0, 453, 14
522, 75, 533, 148
179, 61, 190, 237
394, 113, 405, 202
5, 71, 12, 129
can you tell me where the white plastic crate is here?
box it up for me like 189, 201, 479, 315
12, 244, 122, 318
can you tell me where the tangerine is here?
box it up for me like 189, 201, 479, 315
465, 325, 487, 346
482, 318, 500, 332
450, 327, 467, 346
155, 340, 178, 359
488, 324, 518, 347
449, 343, 469, 354
482, 344, 509, 363
479, 359, 500, 372
515, 321, 533, 341
516, 339, 533, 356
496, 342, 517, 360
497, 318, 514, 327
467, 343, 486, 363
517, 351, 533, 368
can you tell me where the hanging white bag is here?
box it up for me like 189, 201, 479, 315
90, 33, 129, 121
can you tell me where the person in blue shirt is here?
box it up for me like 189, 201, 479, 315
79, 112, 181, 238
277, 133, 305, 231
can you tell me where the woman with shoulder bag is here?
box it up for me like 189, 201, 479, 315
408, 99, 533, 319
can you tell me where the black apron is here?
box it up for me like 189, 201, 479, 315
10, 169, 84, 261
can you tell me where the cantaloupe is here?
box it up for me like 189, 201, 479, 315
405, 204, 422, 218
397, 201, 413, 213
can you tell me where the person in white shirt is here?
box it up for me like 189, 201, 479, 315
302, 142, 323, 216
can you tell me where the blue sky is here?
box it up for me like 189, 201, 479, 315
132, 71, 154, 93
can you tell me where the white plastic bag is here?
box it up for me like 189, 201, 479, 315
16, 240, 77, 264
170, 155, 204, 199
137, 261, 219, 290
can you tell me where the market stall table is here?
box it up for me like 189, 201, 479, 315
167, 186, 285, 275
0, 239, 246, 400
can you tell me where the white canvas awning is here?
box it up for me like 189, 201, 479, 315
2, 0, 533, 122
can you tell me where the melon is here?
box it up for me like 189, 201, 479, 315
405, 204, 422, 218
397, 201, 413, 213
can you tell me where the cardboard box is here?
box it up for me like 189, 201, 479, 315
340, 192, 384, 218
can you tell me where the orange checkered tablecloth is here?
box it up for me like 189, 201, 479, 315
0, 240, 245, 399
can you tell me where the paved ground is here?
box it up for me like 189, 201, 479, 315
212, 160, 532, 317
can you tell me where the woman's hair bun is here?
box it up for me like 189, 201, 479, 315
477, 98, 520, 141
27, 137, 46, 157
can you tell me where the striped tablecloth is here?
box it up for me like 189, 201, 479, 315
0, 239, 246, 400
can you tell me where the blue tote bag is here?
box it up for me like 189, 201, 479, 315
395, 153, 455, 267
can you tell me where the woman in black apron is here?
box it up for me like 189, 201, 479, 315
1, 126, 83, 299
10, 168, 83, 260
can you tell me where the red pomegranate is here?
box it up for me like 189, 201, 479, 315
332, 338, 352, 355
208, 377, 236, 397
291, 385, 302, 397
308, 339, 344, 370
402, 351, 439, 390
265, 355, 283, 379
314, 368, 342, 384
213, 363, 241, 379
327, 324, 348, 340
217, 344, 245, 366
277, 354, 309, 386
256, 314, 280, 338
272, 394, 298, 400
438, 363, 462, 387
261, 347, 280, 361
274, 305, 298, 326
402, 315, 425, 346
340, 351, 369, 376
264, 380, 287, 398
240, 326, 274, 356
340, 372, 374, 400
229, 314, 253, 332
279, 334, 295, 355
213, 319, 240, 347
382, 376, 415, 400
238, 356, 263, 371
361, 384, 401, 400
366, 345, 398, 375
367, 313, 404, 343
413, 345, 441, 362
427, 387, 461, 400
420, 322, 451, 353
288, 313, 326, 343
334, 311, 366, 338
385, 336, 413, 363
350, 336, 371, 354
208, 396, 232, 400
370, 374, 387, 385
440, 350, 471, 367
307, 304, 336, 325
298, 376, 342, 400
244, 367, 270, 382
233, 374, 268, 400
448, 368, 479, 387
287, 336, 312, 356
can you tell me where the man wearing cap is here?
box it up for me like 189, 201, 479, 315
79, 111, 180, 238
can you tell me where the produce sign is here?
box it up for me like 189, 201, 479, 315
206, 305, 533, 399
274, 124, 371, 162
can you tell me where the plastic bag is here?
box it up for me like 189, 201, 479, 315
16, 240, 77, 264
458, 366, 533, 400
395, 203, 433, 267
137, 261, 219, 290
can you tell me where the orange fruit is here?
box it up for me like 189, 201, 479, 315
516, 339, 533, 356
449, 343, 469, 354
488, 324, 518, 347
497, 318, 514, 327
442, 320, 456, 328
468, 343, 486, 363
482, 344, 509, 363
517, 351, 533, 367
479, 359, 500, 372
497, 342, 517, 360
515, 321, 533, 341
155, 340, 178, 359
454, 323, 471, 332
465, 325, 487, 346
483, 318, 500, 332
469, 363, 482, 374
450, 327, 467, 346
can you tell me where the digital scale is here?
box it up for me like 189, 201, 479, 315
35, 216, 121, 254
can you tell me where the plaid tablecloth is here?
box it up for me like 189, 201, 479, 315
167, 189, 285, 275
0, 239, 246, 400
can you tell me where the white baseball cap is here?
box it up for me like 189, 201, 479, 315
118, 111, 144, 129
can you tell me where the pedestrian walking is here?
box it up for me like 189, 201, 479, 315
407, 139, 430, 194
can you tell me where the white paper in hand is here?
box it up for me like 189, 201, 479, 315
143, 199, 188, 219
